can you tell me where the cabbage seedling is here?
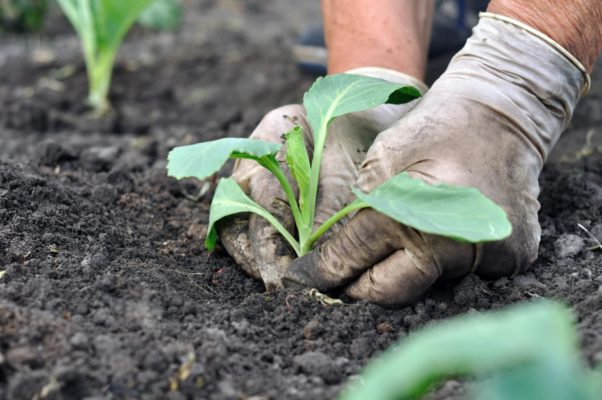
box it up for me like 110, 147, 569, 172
167, 74, 512, 257
56, 0, 152, 112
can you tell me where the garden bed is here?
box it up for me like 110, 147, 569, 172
1, 1, 601, 399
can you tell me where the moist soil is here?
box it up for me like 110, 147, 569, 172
1, 1, 602, 399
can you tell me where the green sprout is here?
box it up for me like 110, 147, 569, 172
339, 301, 602, 400
167, 74, 512, 256
0, 0, 47, 33
138, 0, 181, 31
56, 0, 152, 113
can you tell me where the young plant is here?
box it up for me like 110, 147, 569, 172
56, 0, 152, 113
0, 0, 47, 33
138, 0, 181, 31
338, 301, 602, 400
167, 74, 512, 257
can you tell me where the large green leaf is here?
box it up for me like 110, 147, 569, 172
339, 301, 595, 400
303, 73, 421, 143
302, 74, 421, 230
353, 172, 512, 242
205, 178, 299, 254
94, 0, 152, 49
167, 138, 281, 180
284, 126, 311, 210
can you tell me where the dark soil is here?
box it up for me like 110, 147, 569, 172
1, 1, 602, 399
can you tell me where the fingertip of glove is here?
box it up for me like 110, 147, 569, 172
283, 251, 330, 290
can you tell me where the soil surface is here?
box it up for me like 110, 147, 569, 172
1, 1, 602, 399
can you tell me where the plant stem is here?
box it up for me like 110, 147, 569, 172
305, 130, 325, 229
258, 208, 301, 256
259, 157, 307, 245
86, 50, 115, 113
302, 199, 368, 254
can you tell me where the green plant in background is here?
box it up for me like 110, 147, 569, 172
138, 0, 181, 31
167, 74, 512, 256
0, 0, 47, 32
56, 0, 152, 113
339, 301, 602, 400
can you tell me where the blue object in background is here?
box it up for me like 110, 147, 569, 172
294, 0, 489, 76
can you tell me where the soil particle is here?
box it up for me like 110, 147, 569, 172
555, 233, 586, 258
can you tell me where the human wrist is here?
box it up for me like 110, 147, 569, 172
322, 0, 434, 80
488, 0, 602, 72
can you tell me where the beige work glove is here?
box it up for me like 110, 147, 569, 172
217, 69, 427, 290
283, 15, 589, 306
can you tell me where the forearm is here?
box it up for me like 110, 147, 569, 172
322, 0, 434, 80
488, 0, 602, 72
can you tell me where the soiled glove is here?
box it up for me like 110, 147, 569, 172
218, 68, 427, 290
283, 15, 589, 305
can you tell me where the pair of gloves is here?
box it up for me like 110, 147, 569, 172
217, 15, 589, 306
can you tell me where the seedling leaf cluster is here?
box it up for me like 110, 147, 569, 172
167, 74, 512, 256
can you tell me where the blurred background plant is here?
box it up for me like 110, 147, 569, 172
0, 0, 47, 33
1, 0, 182, 113
138, 0, 181, 31
53, 0, 182, 113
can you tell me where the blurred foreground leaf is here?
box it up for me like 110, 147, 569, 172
339, 301, 601, 400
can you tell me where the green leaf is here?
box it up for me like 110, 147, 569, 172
138, 0, 181, 31
303, 73, 421, 143
303, 73, 421, 232
93, 0, 152, 48
472, 363, 597, 400
206, 178, 299, 254
284, 126, 311, 210
339, 301, 589, 400
353, 172, 512, 243
167, 138, 281, 181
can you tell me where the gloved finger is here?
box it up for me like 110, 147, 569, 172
343, 249, 440, 306
243, 106, 315, 289
222, 105, 307, 288
218, 165, 296, 287
216, 216, 260, 280
249, 170, 297, 290
283, 208, 402, 290
345, 230, 478, 306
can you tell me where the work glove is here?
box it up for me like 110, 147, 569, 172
283, 14, 590, 305
217, 69, 428, 290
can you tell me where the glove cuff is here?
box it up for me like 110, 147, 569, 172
345, 67, 429, 95
479, 12, 591, 96
447, 16, 586, 160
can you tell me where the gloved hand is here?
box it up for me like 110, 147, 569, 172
283, 15, 589, 305
217, 69, 427, 290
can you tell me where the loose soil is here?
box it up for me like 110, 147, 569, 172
1, 1, 602, 399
